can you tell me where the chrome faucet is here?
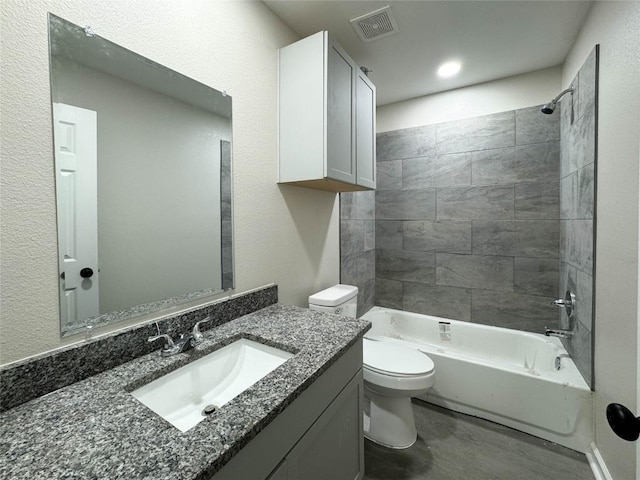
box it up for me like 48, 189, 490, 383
148, 317, 212, 357
544, 327, 574, 339
551, 290, 576, 318
148, 333, 185, 357
192, 317, 212, 345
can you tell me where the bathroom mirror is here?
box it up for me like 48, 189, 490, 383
48, 14, 234, 336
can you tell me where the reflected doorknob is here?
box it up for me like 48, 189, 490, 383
606, 403, 640, 441
80, 267, 94, 278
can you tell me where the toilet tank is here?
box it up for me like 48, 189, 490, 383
308, 284, 358, 318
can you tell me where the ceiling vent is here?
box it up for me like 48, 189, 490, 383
350, 5, 399, 43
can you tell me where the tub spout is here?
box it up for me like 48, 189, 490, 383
544, 328, 574, 339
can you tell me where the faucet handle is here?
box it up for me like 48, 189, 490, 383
148, 334, 180, 356
147, 333, 180, 357
148, 333, 175, 347
551, 290, 576, 318
192, 317, 212, 345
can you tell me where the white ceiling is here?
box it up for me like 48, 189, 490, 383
264, 0, 593, 106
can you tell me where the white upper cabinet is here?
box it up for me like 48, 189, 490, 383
278, 31, 376, 192
355, 68, 376, 189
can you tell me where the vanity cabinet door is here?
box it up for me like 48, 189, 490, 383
355, 69, 376, 189
285, 372, 364, 480
209, 342, 363, 480
266, 460, 288, 480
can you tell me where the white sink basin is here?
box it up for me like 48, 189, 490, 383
131, 338, 294, 432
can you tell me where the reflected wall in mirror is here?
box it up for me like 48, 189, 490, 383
49, 14, 234, 337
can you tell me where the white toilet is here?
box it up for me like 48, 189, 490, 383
309, 284, 436, 449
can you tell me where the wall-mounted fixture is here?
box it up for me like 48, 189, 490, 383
552, 290, 576, 318
350, 5, 399, 43
545, 290, 576, 338
541, 85, 575, 123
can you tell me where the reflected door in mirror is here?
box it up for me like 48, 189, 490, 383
53, 103, 100, 326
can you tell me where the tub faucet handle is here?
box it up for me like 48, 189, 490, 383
551, 290, 576, 318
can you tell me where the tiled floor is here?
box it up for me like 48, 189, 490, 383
364, 399, 593, 480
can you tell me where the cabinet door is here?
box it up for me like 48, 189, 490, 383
326, 39, 356, 184
286, 372, 364, 480
355, 71, 376, 189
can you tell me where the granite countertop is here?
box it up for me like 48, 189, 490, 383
0, 305, 370, 480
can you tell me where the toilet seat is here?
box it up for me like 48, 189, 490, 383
362, 339, 436, 395
363, 338, 434, 376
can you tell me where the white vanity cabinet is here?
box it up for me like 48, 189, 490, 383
212, 341, 364, 480
278, 31, 376, 192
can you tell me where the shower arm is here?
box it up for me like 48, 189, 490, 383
551, 86, 574, 106
541, 84, 575, 120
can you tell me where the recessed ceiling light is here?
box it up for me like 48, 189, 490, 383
437, 61, 461, 78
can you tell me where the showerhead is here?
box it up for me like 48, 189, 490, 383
541, 101, 557, 115
540, 86, 574, 115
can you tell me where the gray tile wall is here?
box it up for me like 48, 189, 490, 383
558, 47, 598, 388
373, 106, 561, 333
340, 191, 376, 316
339, 56, 597, 389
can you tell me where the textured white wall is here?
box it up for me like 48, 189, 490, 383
377, 66, 562, 132
562, 2, 640, 478
0, 0, 340, 365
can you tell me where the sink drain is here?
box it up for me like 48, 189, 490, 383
202, 405, 217, 416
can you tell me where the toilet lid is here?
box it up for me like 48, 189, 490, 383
363, 339, 434, 376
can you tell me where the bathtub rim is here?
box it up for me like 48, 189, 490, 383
361, 306, 590, 390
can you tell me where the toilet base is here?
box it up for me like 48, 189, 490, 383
363, 386, 418, 449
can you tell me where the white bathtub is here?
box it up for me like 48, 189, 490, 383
361, 306, 593, 452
